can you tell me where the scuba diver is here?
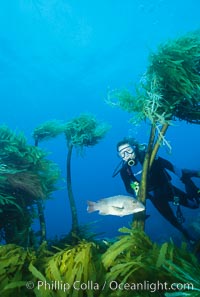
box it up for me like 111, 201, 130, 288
113, 137, 200, 242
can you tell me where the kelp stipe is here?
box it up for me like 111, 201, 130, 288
63, 114, 110, 238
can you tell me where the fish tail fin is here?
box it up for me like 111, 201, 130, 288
87, 201, 97, 213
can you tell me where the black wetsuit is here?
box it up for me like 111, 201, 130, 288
120, 153, 199, 241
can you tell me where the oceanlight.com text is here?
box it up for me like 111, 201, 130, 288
108, 280, 194, 293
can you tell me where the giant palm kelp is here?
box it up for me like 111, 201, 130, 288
45, 240, 104, 297
108, 31, 200, 125
63, 114, 110, 237
146, 33, 200, 124
0, 244, 35, 297
64, 114, 110, 152
0, 241, 54, 297
0, 125, 60, 246
33, 120, 66, 146
33, 120, 65, 242
0, 231, 199, 297
163, 259, 200, 296
107, 31, 200, 230
101, 227, 200, 297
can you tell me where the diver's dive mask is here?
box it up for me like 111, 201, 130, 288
113, 145, 137, 177
118, 145, 136, 166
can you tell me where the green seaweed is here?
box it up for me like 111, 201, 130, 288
0, 231, 199, 297
63, 114, 110, 237
28, 116, 110, 242
33, 120, 66, 146
109, 32, 200, 125
163, 259, 200, 296
145, 32, 200, 124
101, 228, 200, 297
45, 240, 104, 297
32, 121, 65, 243
0, 244, 34, 297
64, 113, 110, 152
0, 125, 60, 246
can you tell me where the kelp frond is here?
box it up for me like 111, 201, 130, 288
0, 194, 22, 212
33, 120, 66, 145
145, 31, 200, 124
102, 227, 153, 269
0, 233, 199, 297
107, 31, 200, 125
64, 114, 110, 151
0, 125, 60, 198
101, 227, 200, 297
163, 259, 200, 296
0, 125, 45, 169
0, 244, 34, 296
0, 125, 60, 245
45, 240, 104, 297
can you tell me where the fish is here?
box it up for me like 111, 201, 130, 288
87, 195, 145, 217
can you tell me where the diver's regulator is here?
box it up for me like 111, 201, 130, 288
127, 159, 135, 166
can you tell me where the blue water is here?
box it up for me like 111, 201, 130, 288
0, 0, 199, 244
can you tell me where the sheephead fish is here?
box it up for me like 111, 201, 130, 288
87, 195, 145, 217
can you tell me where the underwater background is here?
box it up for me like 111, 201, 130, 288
0, 0, 200, 245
